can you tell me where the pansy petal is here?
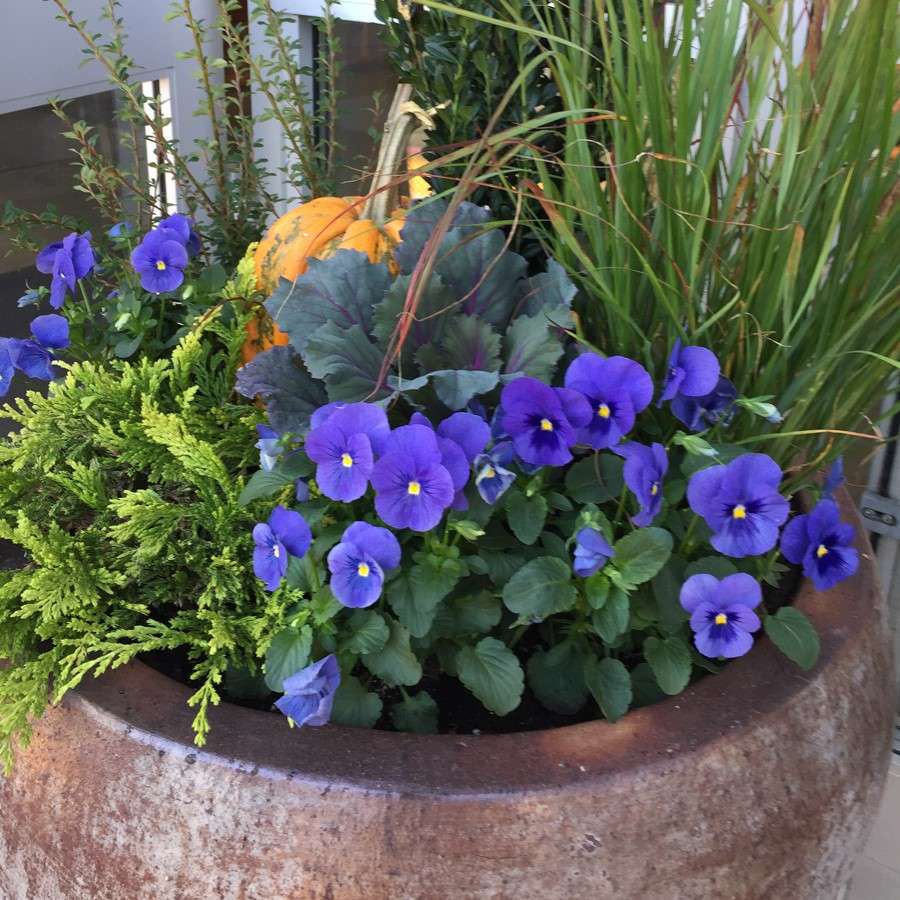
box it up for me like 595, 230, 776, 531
680, 574, 719, 614
328, 541, 385, 608
719, 572, 763, 609
555, 387, 593, 429
723, 603, 761, 634
779, 515, 810, 564
253, 543, 287, 591
677, 346, 720, 397
341, 522, 401, 570
36, 242, 63, 274
437, 412, 491, 463
687, 464, 727, 525
31, 314, 70, 350
268, 505, 312, 558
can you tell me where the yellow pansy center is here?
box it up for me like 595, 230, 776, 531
597, 403, 611, 419
341, 452, 353, 468
407, 480, 421, 496
156, 260, 167, 271
714, 613, 728, 625
357, 562, 370, 577
272, 544, 280, 558
483, 466, 496, 479
650, 483, 659, 496
539, 418, 554, 432
732, 504, 747, 520
816, 544, 828, 558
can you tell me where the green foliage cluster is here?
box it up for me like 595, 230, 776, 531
397, 0, 900, 474
0, 313, 290, 770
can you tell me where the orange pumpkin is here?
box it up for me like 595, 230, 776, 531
252, 84, 430, 296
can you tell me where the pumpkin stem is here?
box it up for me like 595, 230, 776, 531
362, 83, 425, 226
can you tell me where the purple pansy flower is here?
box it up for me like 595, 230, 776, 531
680, 573, 762, 659
274, 654, 340, 728
131, 229, 189, 294
410, 411, 491, 509
573, 527, 614, 577
252, 505, 312, 591
327, 521, 402, 608
671, 376, 737, 432
822, 457, 844, 499
0, 343, 15, 398
500, 376, 592, 467
371, 424, 455, 531
305, 403, 390, 502
36, 232, 95, 309
687, 453, 789, 557
616, 441, 668, 527
474, 440, 516, 504
780, 499, 858, 591
157, 213, 202, 257
295, 479, 310, 502
255, 424, 281, 472
3, 314, 72, 385
659, 339, 720, 406
563, 353, 653, 449
30, 314, 70, 350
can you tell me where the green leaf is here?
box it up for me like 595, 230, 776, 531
565, 454, 624, 503
584, 657, 632, 722
612, 527, 673, 586
267, 250, 391, 354
591, 587, 630, 642
630, 662, 666, 707
644, 635, 692, 695
309, 585, 341, 624
234, 345, 327, 433
449, 591, 502, 634
504, 490, 548, 545
683, 556, 738, 579
430, 369, 500, 410
388, 555, 463, 638
456, 637, 524, 716
264, 625, 312, 692
331, 674, 382, 727
585, 573, 610, 610
373, 272, 456, 359
362, 617, 422, 686
481, 550, 527, 587
503, 313, 566, 380
439, 314, 502, 372
502, 556, 577, 622
651, 557, 689, 632
238, 453, 313, 506
527, 641, 588, 714
764, 607, 820, 670
341, 609, 389, 655
391, 691, 439, 733
303, 321, 389, 402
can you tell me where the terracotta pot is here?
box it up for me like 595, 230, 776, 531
0, 491, 894, 900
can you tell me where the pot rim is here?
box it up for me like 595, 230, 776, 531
71, 488, 881, 798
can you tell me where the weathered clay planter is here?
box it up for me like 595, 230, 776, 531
0, 491, 894, 900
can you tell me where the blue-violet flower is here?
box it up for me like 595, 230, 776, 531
36, 232, 95, 309
780, 499, 858, 591
680, 573, 762, 659
131, 229, 189, 294
671, 375, 737, 432
370, 424, 455, 531
252, 505, 312, 591
659, 339, 720, 406
474, 440, 516, 504
573, 527, 614, 577
564, 353, 653, 449
617, 441, 668, 527
327, 521, 402, 608
687, 453, 789, 557
500, 376, 591, 467
274, 654, 340, 728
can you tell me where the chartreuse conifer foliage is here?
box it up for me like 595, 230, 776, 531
0, 314, 294, 771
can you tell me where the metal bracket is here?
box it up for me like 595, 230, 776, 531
860, 490, 900, 540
